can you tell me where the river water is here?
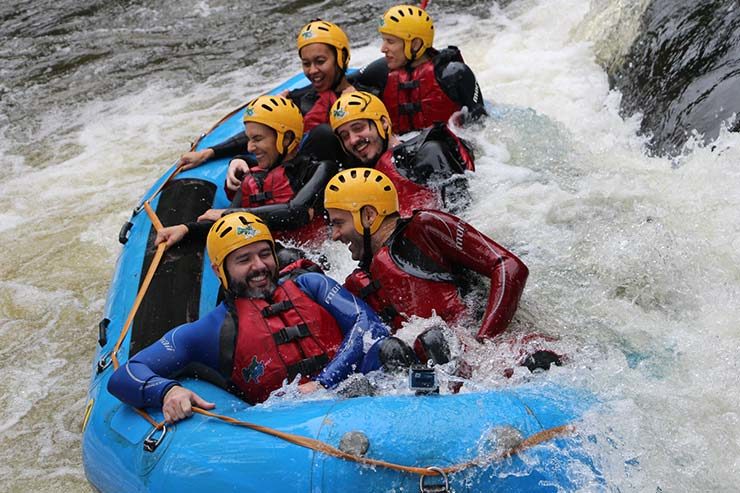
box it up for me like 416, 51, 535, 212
1, 0, 739, 491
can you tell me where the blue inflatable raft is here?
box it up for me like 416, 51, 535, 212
81, 73, 604, 492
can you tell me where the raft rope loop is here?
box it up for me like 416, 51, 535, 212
106, 110, 576, 480
193, 407, 573, 478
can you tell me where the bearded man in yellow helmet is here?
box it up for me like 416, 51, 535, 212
329, 91, 475, 215
156, 94, 340, 251
354, 5, 487, 135
109, 212, 390, 422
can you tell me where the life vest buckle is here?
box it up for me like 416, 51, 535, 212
287, 354, 329, 380
272, 323, 310, 345
358, 279, 382, 298
261, 300, 294, 317
399, 102, 422, 115
249, 191, 273, 203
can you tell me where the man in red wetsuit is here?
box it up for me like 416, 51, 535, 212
324, 167, 529, 359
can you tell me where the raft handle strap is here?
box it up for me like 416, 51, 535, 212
96, 350, 114, 374
98, 318, 110, 347
419, 467, 449, 492
143, 424, 168, 453
118, 220, 134, 244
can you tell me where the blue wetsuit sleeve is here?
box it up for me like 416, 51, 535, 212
107, 304, 228, 408
293, 273, 389, 388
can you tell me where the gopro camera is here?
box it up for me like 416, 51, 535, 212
409, 365, 439, 394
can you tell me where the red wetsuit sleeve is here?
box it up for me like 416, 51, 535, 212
302, 91, 337, 133
404, 210, 529, 340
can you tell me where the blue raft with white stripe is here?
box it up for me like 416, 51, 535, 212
81, 73, 604, 492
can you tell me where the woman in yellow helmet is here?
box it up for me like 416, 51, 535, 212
291, 19, 356, 133
355, 5, 487, 135
156, 95, 339, 252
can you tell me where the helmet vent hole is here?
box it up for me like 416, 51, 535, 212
337, 175, 346, 183
238, 215, 248, 225
375, 175, 383, 182
383, 185, 391, 191
329, 184, 339, 191
362, 169, 372, 179
260, 103, 274, 112
390, 15, 401, 22
350, 169, 358, 178
219, 226, 233, 238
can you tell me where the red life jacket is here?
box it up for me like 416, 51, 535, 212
240, 166, 294, 209
229, 280, 344, 404
240, 165, 326, 245
383, 59, 460, 134
344, 245, 468, 332
375, 150, 440, 214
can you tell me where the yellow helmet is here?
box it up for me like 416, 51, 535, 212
378, 5, 435, 60
324, 168, 399, 234
297, 20, 351, 70
206, 212, 274, 289
243, 95, 304, 155
329, 91, 391, 140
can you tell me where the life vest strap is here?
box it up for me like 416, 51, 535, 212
261, 300, 294, 317
287, 354, 329, 380
399, 80, 420, 90
272, 323, 310, 345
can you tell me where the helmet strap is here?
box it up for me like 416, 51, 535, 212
330, 65, 345, 92
330, 47, 346, 92
359, 226, 374, 271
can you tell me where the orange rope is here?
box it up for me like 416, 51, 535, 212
193, 407, 574, 477
111, 202, 166, 371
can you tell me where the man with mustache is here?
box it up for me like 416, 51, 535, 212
329, 91, 475, 215
108, 212, 390, 423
